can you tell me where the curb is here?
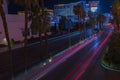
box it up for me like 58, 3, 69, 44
101, 61, 120, 73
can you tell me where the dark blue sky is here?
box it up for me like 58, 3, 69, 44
8, 0, 113, 14
44, 0, 113, 13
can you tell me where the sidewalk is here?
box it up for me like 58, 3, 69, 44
14, 31, 103, 80
0, 31, 79, 53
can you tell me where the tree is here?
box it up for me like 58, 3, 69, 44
59, 16, 67, 31
96, 13, 106, 30
0, 0, 11, 50
88, 15, 96, 35
111, 0, 120, 31
0, 0, 14, 79
30, 0, 51, 58
30, 7, 51, 57
16, 0, 39, 46
73, 4, 86, 40
41, 12, 51, 55
73, 4, 84, 30
82, 11, 86, 39
15, 0, 39, 72
104, 32, 120, 69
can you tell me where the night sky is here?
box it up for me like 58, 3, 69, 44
8, 0, 113, 14
44, 0, 113, 13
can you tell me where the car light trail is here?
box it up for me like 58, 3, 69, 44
64, 31, 112, 80
25, 32, 103, 80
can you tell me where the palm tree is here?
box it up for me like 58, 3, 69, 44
30, 0, 51, 58
0, 0, 14, 79
15, 0, 39, 72
88, 15, 96, 35
16, 0, 30, 72
96, 13, 106, 30
81, 11, 86, 39
41, 0, 44, 9
73, 4, 86, 40
0, 0, 11, 50
59, 16, 67, 31
41, 13, 51, 55
30, 8, 51, 56
111, 0, 120, 32
40, 0, 51, 55
16, 0, 39, 46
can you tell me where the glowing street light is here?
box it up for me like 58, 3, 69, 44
91, 7, 98, 13
43, 62, 47, 66
48, 58, 52, 62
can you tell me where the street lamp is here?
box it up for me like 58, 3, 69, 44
90, 6, 98, 13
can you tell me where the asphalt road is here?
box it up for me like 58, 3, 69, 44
0, 29, 92, 79
37, 30, 110, 80
79, 51, 120, 80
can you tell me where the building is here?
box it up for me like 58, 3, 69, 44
0, 15, 32, 44
54, 1, 100, 17
17, 9, 54, 16
54, 1, 86, 16
88, 1, 99, 13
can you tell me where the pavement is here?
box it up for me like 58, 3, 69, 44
0, 31, 78, 53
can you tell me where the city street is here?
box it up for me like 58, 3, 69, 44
37, 30, 110, 80
18, 28, 119, 80
0, 29, 92, 79
0, 0, 120, 80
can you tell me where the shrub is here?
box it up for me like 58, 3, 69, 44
103, 32, 120, 70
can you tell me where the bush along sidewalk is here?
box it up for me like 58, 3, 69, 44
102, 32, 120, 70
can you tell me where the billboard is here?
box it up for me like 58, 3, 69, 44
89, 1, 99, 7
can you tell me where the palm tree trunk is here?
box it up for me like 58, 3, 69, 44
78, 15, 82, 41
41, 0, 44, 15
78, 15, 81, 31
101, 22, 103, 30
24, 0, 29, 47
0, 1, 14, 78
117, 19, 120, 31
102, 22, 104, 30
0, 0, 11, 50
24, 0, 29, 72
68, 28, 71, 47
83, 20, 86, 39
39, 31, 43, 58
45, 32, 49, 56
41, 0, 44, 9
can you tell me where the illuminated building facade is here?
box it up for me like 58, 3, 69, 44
89, 1, 99, 13
54, 1, 86, 16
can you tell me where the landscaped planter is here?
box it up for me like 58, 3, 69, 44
102, 55, 120, 72
101, 32, 120, 72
